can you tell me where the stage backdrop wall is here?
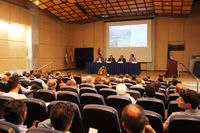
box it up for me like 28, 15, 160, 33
71, 2, 200, 71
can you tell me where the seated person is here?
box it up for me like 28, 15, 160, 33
124, 74, 130, 82
129, 54, 136, 62
66, 80, 77, 87
118, 55, 126, 63
95, 54, 104, 63
174, 83, 185, 93
131, 74, 136, 81
3, 77, 26, 99
85, 76, 95, 87
94, 77, 103, 83
2, 100, 28, 133
35, 73, 48, 89
163, 89, 200, 133
47, 79, 59, 98
144, 84, 156, 98
66, 71, 76, 83
116, 84, 136, 104
55, 76, 65, 87
107, 55, 115, 63
37, 102, 75, 132
122, 104, 156, 133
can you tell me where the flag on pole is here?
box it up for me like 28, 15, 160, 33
70, 48, 74, 68
65, 48, 68, 67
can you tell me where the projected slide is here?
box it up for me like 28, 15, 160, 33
109, 24, 147, 47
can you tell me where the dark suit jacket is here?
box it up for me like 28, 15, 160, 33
118, 58, 126, 63
108, 58, 115, 62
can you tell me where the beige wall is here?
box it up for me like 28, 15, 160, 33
71, 21, 104, 61
0, 1, 30, 73
71, 2, 200, 71
38, 10, 72, 71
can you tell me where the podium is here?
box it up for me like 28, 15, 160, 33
168, 59, 177, 77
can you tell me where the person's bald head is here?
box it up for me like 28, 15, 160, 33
136, 78, 142, 85
118, 78, 123, 83
122, 104, 146, 133
175, 83, 185, 93
1, 75, 8, 82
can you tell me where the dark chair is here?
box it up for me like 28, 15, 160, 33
93, 82, 103, 85
129, 86, 145, 96
0, 81, 9, 92
106, 95, 132, 119
60, 86, 78, 93
73, 76, 82, 85
55, 80, 60, 91
95, 84, 109, 93
166, 93, 179, 107
144, 81, 151, 85
129, 80, 136, 85
27, 128, 63, 133
62, 77, 71, 84
124, 83, 132, 89
30, 80, 43, 89
126, 90, 141, 100
80, 83, 94, 88
161, 82, 167, 87
20, 79, 30, 88
46, 101, 84, 133
111, 85, 117, 90
82, 104, 121, 133
0, 96, 15, 119
136, 98, 165, 121
41, 78, 47, 84
99, 88, 116, 102
57, 91, 81, 110
80, 93, 105, 109
145, 110, 163, 133
155, 92, 166, 106
168, 89, 175, 94
160, 85, 166, 89
22, 98, 48, 128
167, 100, 184, 117
34, 89, 56, 102
110, 82, 117, 86
0, 120, 20, 133
168, 115, 200, 133
79, 87, 97, 96
159, 88, 166, 95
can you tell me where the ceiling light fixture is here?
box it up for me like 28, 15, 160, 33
36, 1, 39, 4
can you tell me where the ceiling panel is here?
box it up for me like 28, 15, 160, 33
29, 0, 194, 24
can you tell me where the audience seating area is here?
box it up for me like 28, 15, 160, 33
1, 73, 198, 133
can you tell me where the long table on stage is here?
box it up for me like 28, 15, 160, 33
85, 62, 141, 75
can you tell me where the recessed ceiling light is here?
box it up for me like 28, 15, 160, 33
71, 12, 72, 13
36, 1, 39, 4
166, 2, 168, 4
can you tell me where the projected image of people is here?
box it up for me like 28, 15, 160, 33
109, 24, 147, 47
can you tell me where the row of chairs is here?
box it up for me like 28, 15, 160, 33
0, 100, 199, 133
24, 88, 183, 122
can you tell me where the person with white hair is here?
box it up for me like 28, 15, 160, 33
85, 75, 94, 87
116, 84, 136, 104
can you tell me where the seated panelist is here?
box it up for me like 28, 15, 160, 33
129, 54, 136, 62
95, 54, 104, 63
118, 55, 126, 63
107, 55, 115, 63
